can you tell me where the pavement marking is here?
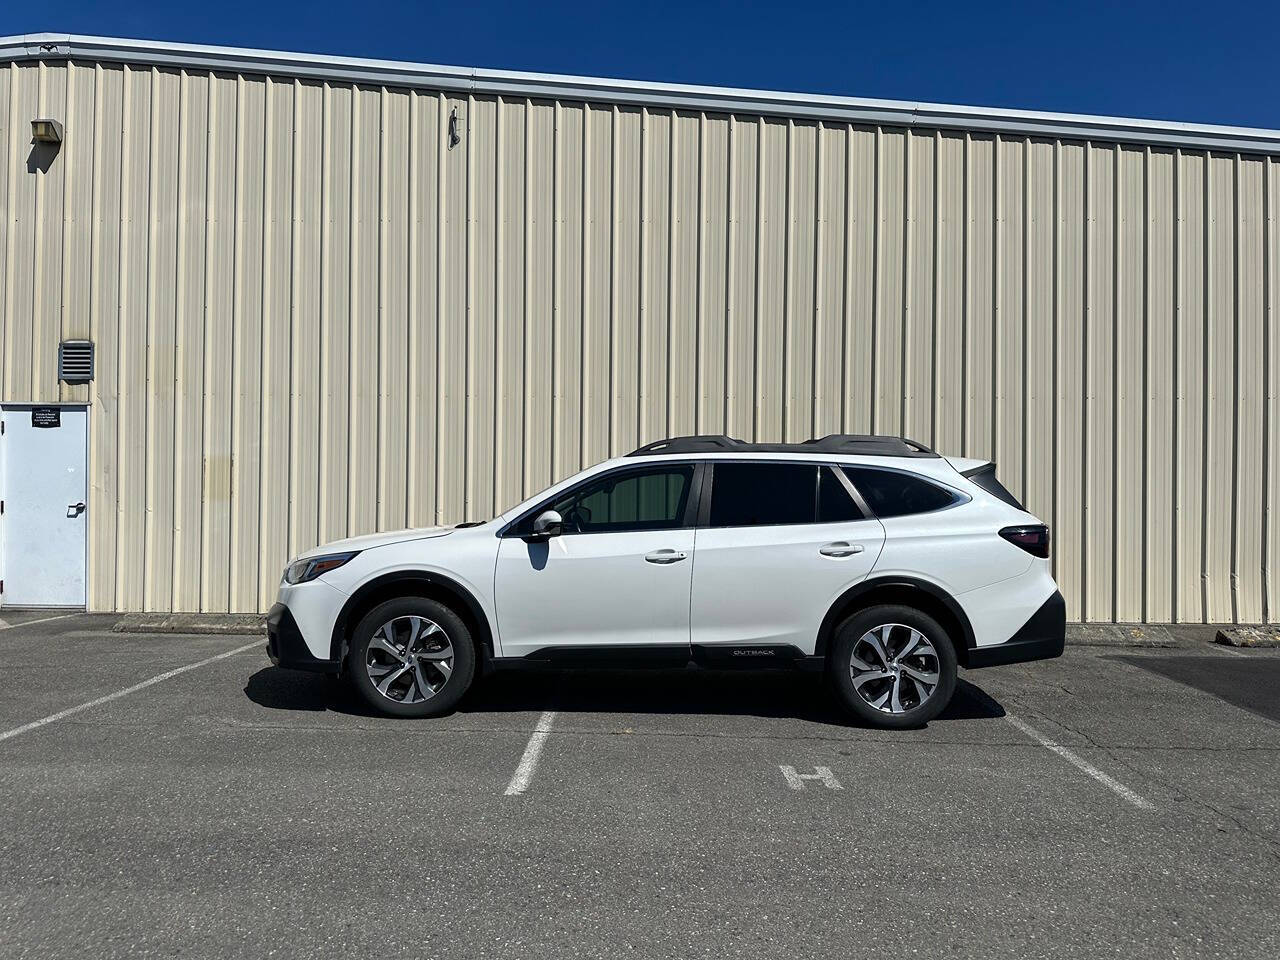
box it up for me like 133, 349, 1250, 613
0, 639, 262, 744
780, 765, 842, 791
1006, 714, 1155, 811
0, 613, 79, 632
505, 710, 557, 796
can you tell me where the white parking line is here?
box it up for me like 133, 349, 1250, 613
505, 710, 557, 796
1006, 714, 1155, 811
0, 613, 79, 631
0, 639, 262, 744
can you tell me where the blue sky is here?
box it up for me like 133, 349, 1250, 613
8, 1, 1280, 128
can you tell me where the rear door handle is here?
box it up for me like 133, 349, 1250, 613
67, 502, 86, 518
644, 549, 688, 564
819, 541, 863, 558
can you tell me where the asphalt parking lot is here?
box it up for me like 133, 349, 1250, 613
1, 613, 1278, 959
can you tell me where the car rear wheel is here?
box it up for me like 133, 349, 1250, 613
347, 597, 476, 717
828, 604, 957, 728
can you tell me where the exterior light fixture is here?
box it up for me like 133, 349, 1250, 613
31, 118, 63, 144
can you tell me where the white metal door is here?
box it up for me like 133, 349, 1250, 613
0, 406, 88, 608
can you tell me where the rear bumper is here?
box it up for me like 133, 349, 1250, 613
965, 591, 1066, 669
266, 602, 341, 674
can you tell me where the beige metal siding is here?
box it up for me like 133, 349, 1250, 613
1, 58, 1277, 622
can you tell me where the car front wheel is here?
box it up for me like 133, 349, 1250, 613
829, 604, 957, 728
347, 597, 476, 717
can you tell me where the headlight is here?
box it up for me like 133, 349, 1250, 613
283, 552, 360, 584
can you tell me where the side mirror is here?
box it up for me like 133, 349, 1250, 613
527, 509, 563, 541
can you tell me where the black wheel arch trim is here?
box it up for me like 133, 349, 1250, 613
329, 570, 496, 666
816, 576, 977, 662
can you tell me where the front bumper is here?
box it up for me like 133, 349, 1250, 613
266, 603, 341, 674
966, 590, 1066, 668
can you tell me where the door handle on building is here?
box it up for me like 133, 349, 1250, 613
644, 549, 687, 564
819, 541, 862, 558
67, 502, 86, 518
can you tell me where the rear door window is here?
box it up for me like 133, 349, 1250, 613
709, 463, 818, 527
842, 467, 961, 518
818, 467, 865, 522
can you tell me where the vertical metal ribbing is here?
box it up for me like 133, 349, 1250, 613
316, 84, 330, 539
463, 94, 475, 518
1200, 152, 1211, 620
781, 118, 793, 441
724, 114, 735, 433
1262, 158, 1272, 621
751, 116, 764, 441
991, 134, 1001, 466
522, 98, 533, 496
493, 97, 505, 508
1230, 154, 1241, 623
405, 91, 419, 521
961, 133, 970, 453
1171, 149, 1181, 621
1080, 141, 1090, 621
869, 126, 881, 432
1105, 145, 1116, 619
929, 130, 940, 449
433, 92, 446, 524
549, 100, 561, 482
811, 123, 823, 435
899, 130, 911, 433
637, 107, 647, 444
1020, 138, 1029, 507
694, 111, 705, 435
670, 108, 680, 440
611, 106, 622, 455
1051, 140, 1060, 596
169, 69, 188, 606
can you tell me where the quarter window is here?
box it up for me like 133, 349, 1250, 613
843, 467, 961, 518
523, 465, 695, 535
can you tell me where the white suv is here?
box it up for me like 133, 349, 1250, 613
267, 435, 1064, 728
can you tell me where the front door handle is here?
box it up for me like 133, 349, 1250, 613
819, 541, 863, 558
67, 502, 86, 518
644, 549, 688, 564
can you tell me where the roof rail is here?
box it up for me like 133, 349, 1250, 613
626, 434, 937, 458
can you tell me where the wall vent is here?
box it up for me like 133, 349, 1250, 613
58, 340, 95, 383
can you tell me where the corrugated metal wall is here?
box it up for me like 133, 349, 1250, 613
0, 58, 1277, 621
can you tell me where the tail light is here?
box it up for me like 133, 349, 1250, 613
1000, 525, 1050, 558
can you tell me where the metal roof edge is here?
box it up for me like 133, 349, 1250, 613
4, 31, 1280, 155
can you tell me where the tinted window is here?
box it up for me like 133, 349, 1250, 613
843, 467, 960, 518
709, 463, 817, 527
818, 467, 865, 522
531, 465, 694, 534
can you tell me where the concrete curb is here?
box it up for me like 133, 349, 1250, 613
1214, 625, 1280, 648
111, 613, 266, 635
1066, 624, 1182, 648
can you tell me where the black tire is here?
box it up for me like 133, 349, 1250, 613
828, 604, 957, 729
346, 596, 476, 718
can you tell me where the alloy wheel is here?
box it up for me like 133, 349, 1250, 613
849, 623, 941, 714
364, 615, 455, 704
